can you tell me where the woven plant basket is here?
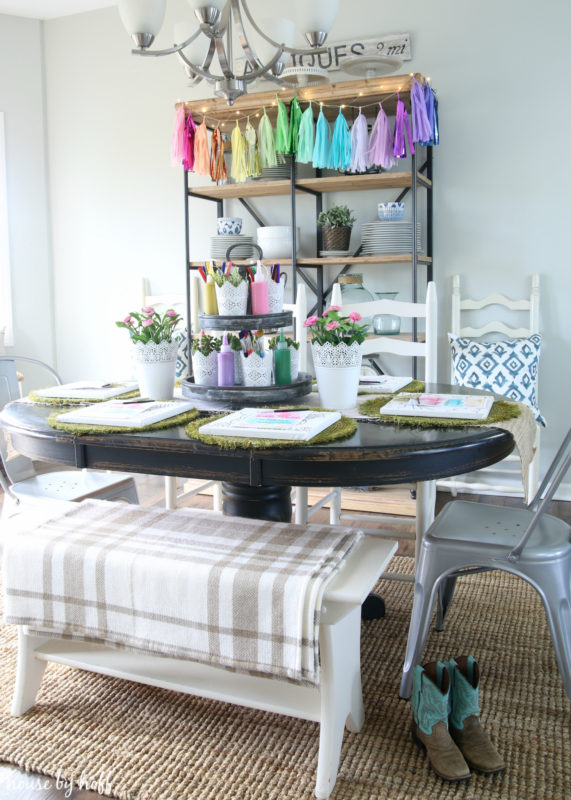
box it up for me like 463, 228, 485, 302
322, 225, 352, 251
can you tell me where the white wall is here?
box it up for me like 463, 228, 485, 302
11, 0, 571, 477
0, 14, 54, 373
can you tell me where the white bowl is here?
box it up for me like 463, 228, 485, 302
257, 225, 296, 239
256, 227, 300, 259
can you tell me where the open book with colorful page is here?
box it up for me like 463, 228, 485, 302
379, 393, 494, 420
58, 399, 195, 429
34, 381, 137, 400
199, 408, 342, 441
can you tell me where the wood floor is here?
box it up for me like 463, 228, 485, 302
0, 475, 568, 800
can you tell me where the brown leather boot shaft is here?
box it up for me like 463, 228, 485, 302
450, 715, 506, 774
412, 720, 471, 782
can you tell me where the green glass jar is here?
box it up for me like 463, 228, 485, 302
337, 274, 375, 326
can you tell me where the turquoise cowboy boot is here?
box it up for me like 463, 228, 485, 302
411, 661, 471, 782
447, 656, 506, 774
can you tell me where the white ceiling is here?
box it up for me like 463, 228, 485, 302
0, 1, 116, 20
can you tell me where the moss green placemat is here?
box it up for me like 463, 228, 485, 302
29, 387, 139, 406
358, 395, 521, 428
48, 407, 199, 435
185, 413, 357, 449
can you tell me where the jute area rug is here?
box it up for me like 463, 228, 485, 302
0, 557, 569, 800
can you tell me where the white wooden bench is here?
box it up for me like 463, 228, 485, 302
6, 502, 396, 799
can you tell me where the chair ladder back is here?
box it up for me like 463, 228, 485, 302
508, 429, 571, 560
283, 284, 308, 374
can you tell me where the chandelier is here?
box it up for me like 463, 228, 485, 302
118, 0, 339, 105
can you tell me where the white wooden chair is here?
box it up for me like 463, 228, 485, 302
0, 356, 139, 519
437, 274, 541, 500
297, 283, 438, 583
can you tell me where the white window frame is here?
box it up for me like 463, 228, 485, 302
0, 111, 13, 348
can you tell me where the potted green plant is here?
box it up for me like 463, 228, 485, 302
116, 306, 182, 400
191, 332, 221, 386
317, 205, 356, 252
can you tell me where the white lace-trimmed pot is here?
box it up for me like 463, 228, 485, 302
192, 350, 219, 386
312, 340, 363, 410
133, 340, 178, 401
215, 281, 248, 315
267, 277, 286, 313
240, 352, 273, 387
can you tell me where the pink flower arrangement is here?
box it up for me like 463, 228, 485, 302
304, 306, 368, 346
116, 306, 182, 345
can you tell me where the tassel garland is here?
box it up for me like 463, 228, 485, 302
230, 121, 247, 183
349, 108, 369, 173
257, 109, 277, 169
367, 102, 395, 169
180, 82, 439, 182
312, 107, 331, 169
297, 102, 315, 164
410, 77, 433, 143
393, 93, 415, 159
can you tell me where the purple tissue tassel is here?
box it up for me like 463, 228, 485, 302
411, 78, 433, 143
420, 84, 439, 146
393, 93, 414, 159
349, 109, 369, 173
367, 102, 395, 169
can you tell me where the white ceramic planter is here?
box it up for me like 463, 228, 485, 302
267, 275, 287, 313
215, 281, 248, 315
192, 350, 218, 386
312, 341, 363, 410
133, 340, 178, 400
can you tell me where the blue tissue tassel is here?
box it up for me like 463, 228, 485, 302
312, 108, 331, 169
349, 109, 369, 173
297, 102, 315, 163
328, 107, 351, 171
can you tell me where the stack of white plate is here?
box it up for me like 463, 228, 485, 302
210, 234, 254, 260
361, 221, 422, 254
256, 155, 292, 181
319, 250, 352, 258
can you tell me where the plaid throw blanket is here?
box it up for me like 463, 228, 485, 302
3, 500, 362, 685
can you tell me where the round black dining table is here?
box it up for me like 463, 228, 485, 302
0, 385, 514, 522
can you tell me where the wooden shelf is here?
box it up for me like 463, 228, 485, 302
189, 255, 432, 268
188, 171, 430, 201
180, 74, 425, 127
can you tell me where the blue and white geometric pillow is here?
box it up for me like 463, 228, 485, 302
448, 333, 545, 425
174, 328, 190, 379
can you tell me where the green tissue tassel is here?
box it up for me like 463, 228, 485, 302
297, 102, 315, 163
257, 109, 277, 169
287, 96, 302, 155
275, 95, 289, 154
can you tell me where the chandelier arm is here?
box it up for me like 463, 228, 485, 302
215, 37, 234, 80
238, 50, 286, 84
230, 0, 264, 69
239, 0, 328, 56
177, 49, 223, 83
131, 29, 203, 58
177, 37, 216, 84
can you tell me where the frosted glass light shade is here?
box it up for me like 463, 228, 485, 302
174, 21, 207, 65
294, 0, 338, 33
256, 17, 295, 65
118, 0, 166, 37
188, 0, 227, 13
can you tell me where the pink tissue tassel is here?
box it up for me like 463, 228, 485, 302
393, 93, 414, 159
367, 103, 395, 169
171, 104, 187, 167
183, 109, 197, 171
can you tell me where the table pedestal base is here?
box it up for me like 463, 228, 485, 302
222, 482, 292, 522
